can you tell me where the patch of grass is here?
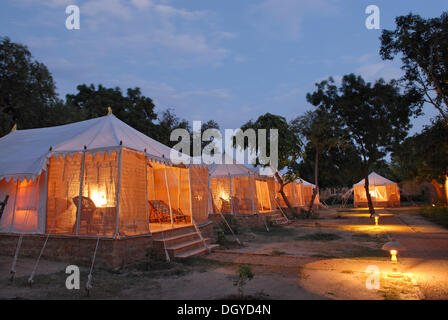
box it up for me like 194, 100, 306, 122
295, 232, 342, 241
250, 225, 297, 238
420, 206, 448, 228
343, 245, 389, 260
271, 250, 286, 256
351, 233, 387, 243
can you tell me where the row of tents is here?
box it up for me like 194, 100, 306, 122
0, 114, 319, 238
0, 113, 400, 238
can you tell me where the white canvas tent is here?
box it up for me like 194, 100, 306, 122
353, 172, 400, 208
0, 114, 209, 236
208, 153, 275, 214
296, 178, 320, 206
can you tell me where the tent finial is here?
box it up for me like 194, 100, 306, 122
107, 106, 113, 116
10, 124, 17, 133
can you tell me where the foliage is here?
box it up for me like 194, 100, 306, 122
155, 108, 190, 147
420, 205, 448, 228
237, 113, 303, 182
0, 36, 59, 136
307, 74, 423, 214
391, 118, 448, 184
66, 84, 159, 136
380, 12, 448, 123
221, 213, 241, 235
233, 264, 254, 297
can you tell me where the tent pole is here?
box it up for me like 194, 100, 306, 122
114, 148, 122, 239
164, 164, 174, 228
144, 158, 150, 234
42, 166, 49, 233
177, 168, 181, 210
228, 174, 234, 215
208, 174, 213, 215
249, 173, 256, 214
188, 168, 194, 224
76, 151, 86, 235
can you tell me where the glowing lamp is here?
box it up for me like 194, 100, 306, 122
372, 213, 380, 226
382, 239, 406, 278
91, 190, 107, 207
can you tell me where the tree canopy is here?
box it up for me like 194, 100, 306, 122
307, 74, 423, 214
0, 36, 59, 136
380, 12, 448, 123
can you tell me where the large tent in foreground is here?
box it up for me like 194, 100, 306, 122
0, 113, 209, 238
353, 172, 400, 208
208, 153, 276, 215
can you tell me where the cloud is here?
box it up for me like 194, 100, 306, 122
249, 0, 340, 40
355, 61, 402, 81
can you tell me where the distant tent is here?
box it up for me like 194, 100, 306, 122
0, 114, 209, 237
353, 172, 400, 208
208, 153, 275, 214
296, 178, 320, 207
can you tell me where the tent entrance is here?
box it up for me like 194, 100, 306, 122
147, 161, 192, 232
255, 180, 272, 212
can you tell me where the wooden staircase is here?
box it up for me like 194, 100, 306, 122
152, 225, 219, 259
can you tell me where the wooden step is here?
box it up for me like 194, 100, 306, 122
175, 244, 220, 259
167, 238, 211, 257
153, 232, 200, 247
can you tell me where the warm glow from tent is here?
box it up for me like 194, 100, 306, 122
91, 190, 107, 207
220, 191, 230, 201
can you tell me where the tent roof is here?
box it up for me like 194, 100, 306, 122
209, 153, 257, 177
353, 172, 396, 187
296, 178, 315, 187
0, 114, 181, 181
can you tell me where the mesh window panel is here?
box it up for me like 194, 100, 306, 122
0, 177, 42, 233
77, 151, 118, 237
118, 150, 148, 237
46, 153, 83, 235
190, 167, 208, 224
231, 176, 254, 214
210, 176, 231, 214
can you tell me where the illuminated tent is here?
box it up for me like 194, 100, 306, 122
208, 153, 275, 214
353, 172, 400, 208
296, 178, 320, 207
0, 114, 208, 237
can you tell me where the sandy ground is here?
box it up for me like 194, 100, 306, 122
0, 207, 446, 300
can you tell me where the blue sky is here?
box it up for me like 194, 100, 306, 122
1, 0, 447, 135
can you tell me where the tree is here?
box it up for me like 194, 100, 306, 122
291, 108, 343, 217
66, 84, 159, 137
233, 264, 254, 298
238, 113, 303, 216
380, 12, 448, 123
155, 108, 190, 148
391, 118, 448, 204
307, 74, 422, 216
0, 37, 59, 136
297, 141, 362, 189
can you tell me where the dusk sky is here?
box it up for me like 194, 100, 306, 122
1, 0, 447, 135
